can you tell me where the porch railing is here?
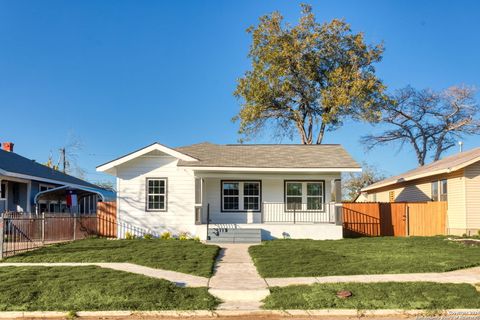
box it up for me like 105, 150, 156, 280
261, 202, 339, 224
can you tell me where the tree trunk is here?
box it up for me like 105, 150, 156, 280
315, 122, 327, 144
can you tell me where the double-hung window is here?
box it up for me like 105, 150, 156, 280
440, 179, 447, 201
146, 178, 167, 211
431, 179, 447, 202
222, 181, 261, 211
285, 181, 324, 211
431, 181, 439, 201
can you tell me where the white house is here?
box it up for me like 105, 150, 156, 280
97, 142, 361, 242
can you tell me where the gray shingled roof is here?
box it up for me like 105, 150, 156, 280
0, 149, 99, 188
363, 147, 480, 191
175, 143, 360, 168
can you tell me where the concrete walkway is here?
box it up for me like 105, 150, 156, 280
208, 244, 269, 310
0, 262, 209, 287
266, 266, 480, 287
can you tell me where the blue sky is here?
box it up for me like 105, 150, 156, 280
1, 0, 479, 183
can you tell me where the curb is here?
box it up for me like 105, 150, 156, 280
0, 309, 479, 318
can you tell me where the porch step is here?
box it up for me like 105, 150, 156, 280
207, 228, 261, 244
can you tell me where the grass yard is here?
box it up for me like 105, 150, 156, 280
5, 238, 219, 277
249, 237, 480, 277
264, 282, 480, 310
0, 266, 218, 311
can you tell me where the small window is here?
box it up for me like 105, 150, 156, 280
39, 184, 54, 192
146, 178, 167, 211
195, 177, 202, 206
440, 179, 447, 201
431, 181, 439, 201
0, 182, 6, 199
222, 181, 261, 211
389, 191, 395, 202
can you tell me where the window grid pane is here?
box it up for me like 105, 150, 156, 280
224, 196, 239, 210
286, 196, 302, 210
286, 183, 302, 196
244, 196, 259, 210
147, 179, 166, 210
307, 183, 322, 196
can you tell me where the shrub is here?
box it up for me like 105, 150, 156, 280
143, 233, 153, 240
179, 232, 188, 241
125, 232, 136, 240
161, 231, 172, 240
193, 236, 201, 242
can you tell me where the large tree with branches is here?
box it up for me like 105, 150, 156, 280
233, 4, 388, 144
362, 86, 480, 165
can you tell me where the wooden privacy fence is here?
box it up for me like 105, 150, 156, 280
342, 201, 447, 237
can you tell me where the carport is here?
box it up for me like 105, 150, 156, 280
34, 185, 115, 215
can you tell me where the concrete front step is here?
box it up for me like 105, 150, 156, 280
207, 227, 262, 243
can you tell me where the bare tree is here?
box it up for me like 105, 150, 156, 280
342, 162, 385, 201
361, 86, 480, 166
45, 133, 86, 179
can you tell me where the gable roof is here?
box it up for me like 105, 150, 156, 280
97, 142, 361, 173
96, 143, 198, 173
0, 149, 99, 189
176, 143, 360, 170
362, 147, 480, 192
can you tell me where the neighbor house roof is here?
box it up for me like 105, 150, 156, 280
0, 149, 100, 189
97, 142, 361, 173
362, 147, 480, 192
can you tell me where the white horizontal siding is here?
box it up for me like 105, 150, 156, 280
116, 155, 196, 236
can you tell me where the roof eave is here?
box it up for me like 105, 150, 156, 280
180, 166, 362, 173
362, 155, 480, 192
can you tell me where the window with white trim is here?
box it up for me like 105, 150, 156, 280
431, 181, 439, 201
440, 179, 447, 201
222, 181, 260, 211
146, 178, 167, 211
431, 179, 447, 202
285, 181, 324, 211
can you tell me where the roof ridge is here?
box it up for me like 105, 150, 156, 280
224, 144, 341, 146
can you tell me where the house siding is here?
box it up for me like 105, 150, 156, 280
465, 161, 480, 232
116, 154, 197, 236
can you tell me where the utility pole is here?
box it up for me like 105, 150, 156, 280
60, 147, 67, 173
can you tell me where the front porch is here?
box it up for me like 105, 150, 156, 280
193, 173, 344, 241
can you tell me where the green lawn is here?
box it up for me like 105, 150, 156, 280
5, 238, 219, 277
264, 282, 480, 310
249, 237, 480, 277
0, 266, 218, 311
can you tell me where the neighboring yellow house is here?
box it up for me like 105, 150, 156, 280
359, 147, 480, 236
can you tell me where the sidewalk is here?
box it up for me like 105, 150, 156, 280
265, 266, 480, 287
208, 244, 270, 310
0, 262, 209, 287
